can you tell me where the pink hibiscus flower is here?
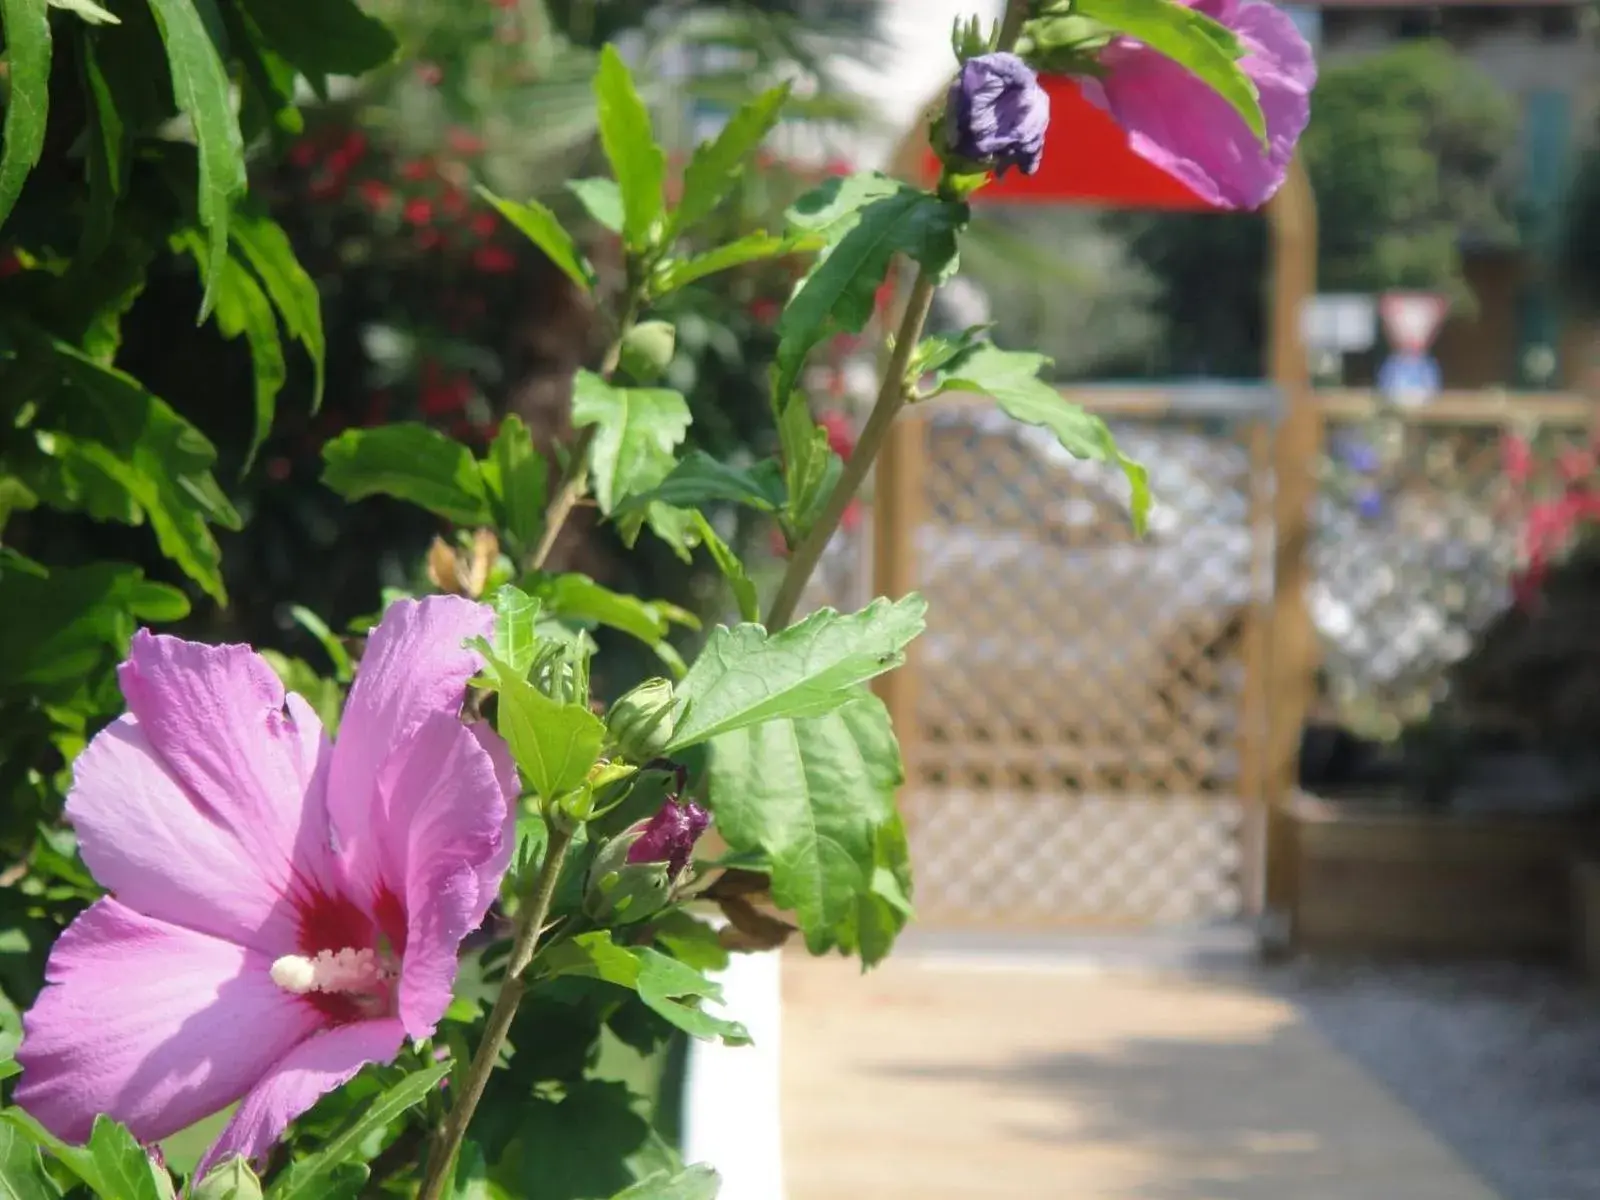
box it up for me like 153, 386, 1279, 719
1079, 0, 1315, 210
14, 596, 517, 1174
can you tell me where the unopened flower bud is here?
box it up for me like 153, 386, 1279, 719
944, 52, 1050, 178
606, 678, 677, 764
619, 320, 678, 385
581, 798, 710, 925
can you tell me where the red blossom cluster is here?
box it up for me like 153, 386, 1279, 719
1504, 431, 1600, 608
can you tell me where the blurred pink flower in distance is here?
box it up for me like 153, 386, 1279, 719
15, 598, 516, 1173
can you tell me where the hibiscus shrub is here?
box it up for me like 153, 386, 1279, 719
0, 1, 1311, 1197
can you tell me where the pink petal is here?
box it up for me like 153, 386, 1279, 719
68, 687, 333, 955
1084, 0, 1314, 209
359, 713, 511, 1038
14, 900, 321, 1146
470, 722, 520, 914
200, 1018, 406, 1177
326, 596, 493, 859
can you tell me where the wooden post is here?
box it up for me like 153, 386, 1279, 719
872, 407, 926, 777
1259, 156, 1319, 952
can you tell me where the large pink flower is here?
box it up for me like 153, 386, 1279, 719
1079, 0, 1315, 210
14, 596, 517, 1174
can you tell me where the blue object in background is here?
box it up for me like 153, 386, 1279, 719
1377, 352, 1441, 404
1336, 435, 1381, 474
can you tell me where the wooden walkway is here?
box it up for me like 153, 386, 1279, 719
781, 948, 1500, 1200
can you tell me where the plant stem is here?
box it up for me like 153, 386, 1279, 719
416, 825, 577, 1200
764, 272, 938, 631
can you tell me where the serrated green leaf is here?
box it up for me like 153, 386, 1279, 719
691, 512, 759, 624
614, 452, 784, 517
230, 207, 326, 411
503, 1080, 653, 1200
482, 415, 548, 553
79, 36, 125, 261
0, 0, 51, 231
477, 644, 605, 802
650, 909, 731, 975
608, 1165, 721, 1200
235, 0, 396, 84
146, 0, 248, 320
266, 1063, 450, 1200
542, 933, 749, 1044
594, 45, 666, 252
567, 177, 624, 233
667, 595, 927, 751
671, 84, 789, 236
0, 1117, 61, 1200
191, 1157, 261, 1200
571, 371, 692, 513
321, 423, 493, 525
1071, 0, 1265, 145
489, 584, 542, 676
708, 690, 910, 963
776, 175, 965, 402
929, 343, 1150, 533
478, 187, 594, 293
533, 572, 687, 646
653, 231, 815, 296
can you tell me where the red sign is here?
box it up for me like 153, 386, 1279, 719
919, 75, 1221, 212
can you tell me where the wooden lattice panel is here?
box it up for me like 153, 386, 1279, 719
905, 402, 1268, 924
1315, 411, 1590, 738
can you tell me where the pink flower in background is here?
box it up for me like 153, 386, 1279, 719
1079, 0, 1315, 209
15, 597, 517, 1173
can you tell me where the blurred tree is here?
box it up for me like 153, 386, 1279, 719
1560, 133, 1600, 315
1115, 39, 1520, 378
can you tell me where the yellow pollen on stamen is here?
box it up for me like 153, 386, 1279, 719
270, 948, 385, 996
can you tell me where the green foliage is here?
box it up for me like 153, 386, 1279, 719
321, 423, 494, 526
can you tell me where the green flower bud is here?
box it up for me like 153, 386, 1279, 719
619, 320, 677, 385
582, 819, 673, 925
606, 678, 677, 764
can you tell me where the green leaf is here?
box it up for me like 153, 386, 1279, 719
667, 595, 927, 751
230, 208, 325, 412
0, 1118, 61, 1200
266, 1063, 450, 1200
708, 690, 909, 962
490, 583, 542, 677
86, 1116, 170, 1200
594, 44, 666, 252
571, 372, 692, 513
1, 1110, 99, 1189
146, 0, 248, 319
321, 424, 493, 525
542, 933, 748, 1045
534, 573, 691, 646
288, 604, 352, 682
614, 452, 785, 516
50, 0, 120, 23
775, 394, 842, 539
0, 562, 139, 690
929, 343, 1150, 533
191, 1158, 262, 1200
776, 176, 966, 401
79, 36, 125, 260
650, 910, 731, 975
671, 84, 789, 236
478, 188, 594, 293
482, 415, 548, 552
608, 1165, 721, 1200
503, 1080, 653, 1200
653, 232, 812, 295
234, 0, 396, 84
127, 579, 189, 621
691, 512, 759, 624
0, 0, 51, 231
567, 177, 624, 233
477, 645, 606, 803
207, 246, 286, 473
908, 324, 993, 379
41, 340, 240, 601
1070, 0, 1266, 145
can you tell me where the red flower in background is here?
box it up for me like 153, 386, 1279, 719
0, 251, 21, 279
446, 128, 486, 157
471, 246, 516, 275
1501, 433, 1532, 486
817, 410, 855, 460
469, 212, 499, 238
403, 198, 434, 227
415, 62, 443, 87
400, 158, 436, 182
358, 180, 395, 211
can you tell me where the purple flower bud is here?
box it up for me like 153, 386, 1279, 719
1356, 487, 1384, 520
945, 52, 1050, 177
626, 798, 710, 877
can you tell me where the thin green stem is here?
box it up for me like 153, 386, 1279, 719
416, 825, 576, 1200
